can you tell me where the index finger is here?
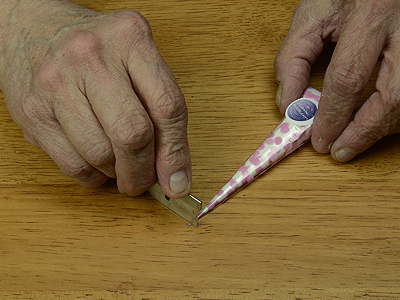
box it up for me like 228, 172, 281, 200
87, 65, 157, 195
274, 0, 338, 113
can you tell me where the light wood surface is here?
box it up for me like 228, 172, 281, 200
1, 0, 400, 298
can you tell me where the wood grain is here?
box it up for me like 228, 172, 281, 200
1, 0, 400, 298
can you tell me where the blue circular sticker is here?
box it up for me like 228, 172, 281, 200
285, 98, 318, 125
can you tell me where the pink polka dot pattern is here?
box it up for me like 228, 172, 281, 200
197, 87, 321, 219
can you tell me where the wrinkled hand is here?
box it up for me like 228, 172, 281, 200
0, 0, 191, 197
275, 0, 400, 162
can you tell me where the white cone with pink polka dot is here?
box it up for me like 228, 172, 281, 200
197, 87, 321, 220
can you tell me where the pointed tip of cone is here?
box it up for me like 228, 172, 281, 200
197, 209, 207, 220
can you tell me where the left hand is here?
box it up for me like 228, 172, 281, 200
274, 0, 400, 162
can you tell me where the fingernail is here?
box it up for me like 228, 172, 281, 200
276, 83, 282, 107
170, 171, 189, 194
328, 142, 334, 151
335, 148, 357, 162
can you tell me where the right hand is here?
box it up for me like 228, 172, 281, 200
0, 0, 191, 198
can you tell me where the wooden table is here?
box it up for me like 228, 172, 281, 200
1, 0, 400, 298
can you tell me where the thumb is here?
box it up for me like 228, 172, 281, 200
153, 95, 191, 199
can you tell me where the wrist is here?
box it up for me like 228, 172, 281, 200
0, 0, 67, 39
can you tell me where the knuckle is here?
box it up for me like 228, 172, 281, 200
119, 178, 155, 197
23, 131, 38, 146
63, 160, 94, 182
161, 141, 189, 167
352, 103, 396, 145
84, 140, 115, 170
273, 51, 289, 78
111, 114, 154, 150
61, 157, 106, 187
293, 0, 309, 17
292, 0, 318, 24
153, 91, 188, 124
21, 95, 40, 120
62, 31, 103, 65
110, 10, 152, 42
353, 124, 384, 146
21, 95, 49, 121
110, 10, 159, 61
34, 63, 64, 91
114, 10, 151, 31
328, 64, 367, 97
